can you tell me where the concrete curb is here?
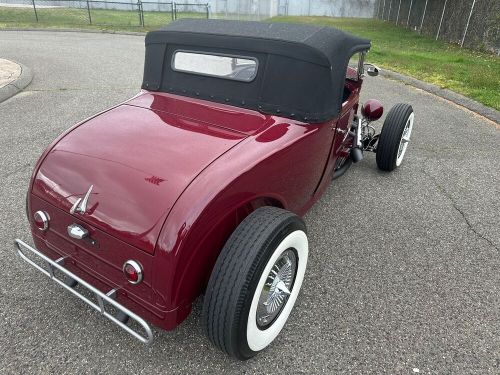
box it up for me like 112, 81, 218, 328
381, 69, 500, 124
0, 27, 146, 36
0, 61, 33, 103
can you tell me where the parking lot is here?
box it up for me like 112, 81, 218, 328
0, 30, 499, 374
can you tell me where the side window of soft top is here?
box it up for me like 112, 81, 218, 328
346, 52, 361, 81
343, 52, 365, 103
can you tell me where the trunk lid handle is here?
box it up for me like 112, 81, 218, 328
68, 224, 89, 240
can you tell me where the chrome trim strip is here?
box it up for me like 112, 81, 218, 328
14, 239, 153, 345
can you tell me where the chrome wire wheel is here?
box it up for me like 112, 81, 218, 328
256, 248, 298, 329
247, 229, 308, 352
395, 112, 414, 166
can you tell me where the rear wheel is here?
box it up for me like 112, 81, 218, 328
202, 207, 308, 359
332, 154, 353, 180
376, 103, 414, 171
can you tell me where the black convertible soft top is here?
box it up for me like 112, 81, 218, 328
142, 19, 371, 122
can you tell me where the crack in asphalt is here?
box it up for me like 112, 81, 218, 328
421, 168, 499, 252
2, 163, 32, 179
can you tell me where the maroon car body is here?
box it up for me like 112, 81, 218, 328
28, 76, 361, 329
18, 19, 414, 356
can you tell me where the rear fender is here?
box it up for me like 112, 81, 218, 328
152, 196, 284, 310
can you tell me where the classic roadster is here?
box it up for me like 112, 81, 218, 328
16, 19, 414, 359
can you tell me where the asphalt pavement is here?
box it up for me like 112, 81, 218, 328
0, 30, 499, 374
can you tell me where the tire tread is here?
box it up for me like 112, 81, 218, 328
202, 207, 305, 359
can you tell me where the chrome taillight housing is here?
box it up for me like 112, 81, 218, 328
33, 211, 49, 231
123, 260, 143, 284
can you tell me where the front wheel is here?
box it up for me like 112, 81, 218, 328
376, 103, 414, 171
202, 207, 308, 360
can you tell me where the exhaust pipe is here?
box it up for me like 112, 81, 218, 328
351, 117, 364, 163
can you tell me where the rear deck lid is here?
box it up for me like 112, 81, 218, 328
32, 104, 247, 254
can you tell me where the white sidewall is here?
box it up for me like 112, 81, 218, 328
396, 112, 414, 166
246, 230, 308, 352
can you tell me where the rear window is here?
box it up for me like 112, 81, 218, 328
172, 51, 258, 82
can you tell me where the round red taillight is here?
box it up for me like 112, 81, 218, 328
123, 260, 143, 284
361, 99, 384, 122
33, 211, 49, 231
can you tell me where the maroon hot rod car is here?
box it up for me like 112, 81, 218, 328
16, 19, 414, 359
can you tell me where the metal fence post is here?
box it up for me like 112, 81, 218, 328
171, 2, 174, 20
436, 0, 448, 40
396, 0, 401, 24
137, 1, 141, 26
461, 0, 476, 47
419, 0, 428, 33
406, 0, 413, 27
86, 0, 92, 25
205, 3, 209, 19
137, 1, 144, 27
173, 2, 177, 20
32, 0, 38, 22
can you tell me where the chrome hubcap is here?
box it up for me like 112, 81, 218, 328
256, 249, 297, 329
334, 155, 347, 171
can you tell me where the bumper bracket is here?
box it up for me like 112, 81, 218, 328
14, 238, 154, 345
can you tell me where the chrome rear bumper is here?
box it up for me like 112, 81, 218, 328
14, 238, 153, 345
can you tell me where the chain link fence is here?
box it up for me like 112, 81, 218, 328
375, 0, 500, 54
140, 1, 173, 26
0, 0, 379, 26
174, 2, 209, 19
0, 0, 144, 26
3, 0, 497, 53
0, 0, 209, 27
209, 0, 275, 21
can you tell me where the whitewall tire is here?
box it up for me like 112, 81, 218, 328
376, 103, 415, 171
202, 207, 308, 359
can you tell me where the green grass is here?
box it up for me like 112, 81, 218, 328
1, 10, 498, 110
0, 6, 201, 32
271, 17, 500, 111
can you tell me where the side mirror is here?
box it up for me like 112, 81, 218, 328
364, 64, 380, 77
